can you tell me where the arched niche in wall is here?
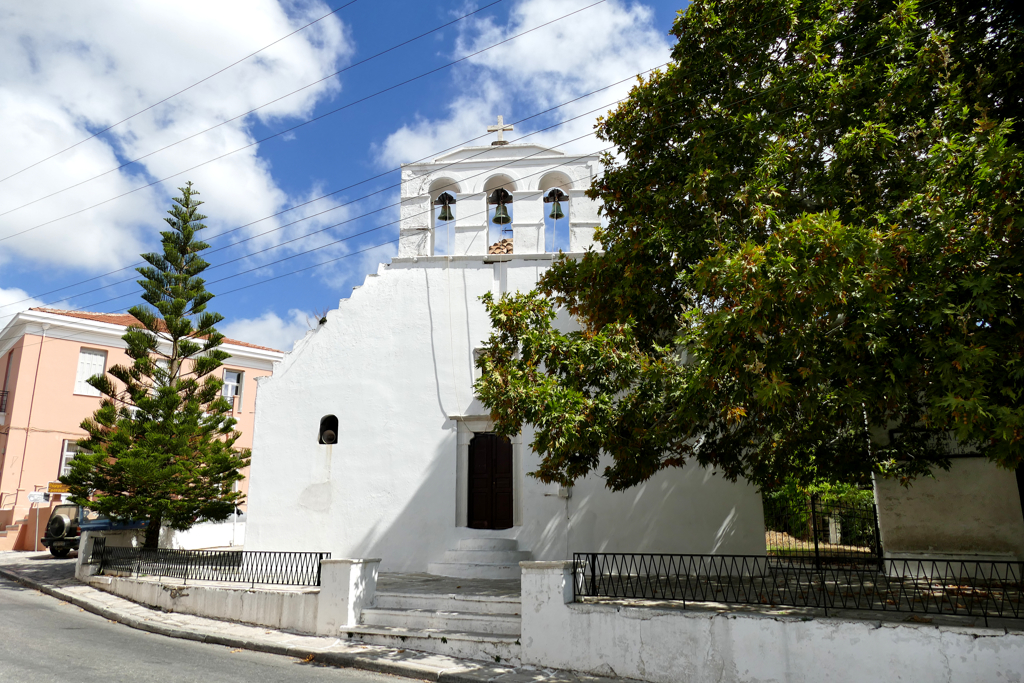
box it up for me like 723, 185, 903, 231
428, 177, 461, 201
483, 174, 517, 194
318, 415, 339, 445
484, 175, 517, 244
540, 171, 573, 252
538, 171, 572, 193
429, 178, 461, 253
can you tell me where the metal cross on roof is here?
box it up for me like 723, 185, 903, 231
487, 115, 513, 146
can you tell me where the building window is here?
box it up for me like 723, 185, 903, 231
74, 348, 107, 397
223, 370, 243, 410
59, 440, 87, 477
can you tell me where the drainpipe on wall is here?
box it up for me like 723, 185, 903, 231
13, 323, 48, 512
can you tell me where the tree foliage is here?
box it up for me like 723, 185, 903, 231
476, 0, 1024, 491
63, 183, 248, 547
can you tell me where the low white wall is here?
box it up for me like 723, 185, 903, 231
875, 458, 1024, 560
163, 520, 246, 550
85, 557, 379, 637
520, 562, 1024, 683
88, 575, 319, 634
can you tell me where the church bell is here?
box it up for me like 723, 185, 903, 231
434, 192, 456, 223
548, 201, 565, 221
491, 204, 511, 225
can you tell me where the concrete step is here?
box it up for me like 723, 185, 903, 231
360, 607, 519, 635
342, 626, 521, 665
426, 562, 522, 580
374, 592, 521, 615
458, 538, 519, 551
442, 549, 531, 564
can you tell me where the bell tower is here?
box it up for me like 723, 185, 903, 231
398, 117, 602, 257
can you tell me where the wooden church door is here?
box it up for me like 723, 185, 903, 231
467, 433, 513, 530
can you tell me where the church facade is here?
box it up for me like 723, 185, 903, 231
244, 133, 766, 575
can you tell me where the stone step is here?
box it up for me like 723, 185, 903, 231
360, 607, 520, 635
442, 549, 531, 564
426, 562, 522, 580
342, 626, 521, 666
374, 592, 521, 615
458, 538, 519, 551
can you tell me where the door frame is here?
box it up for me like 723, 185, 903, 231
451, 415, 522, 528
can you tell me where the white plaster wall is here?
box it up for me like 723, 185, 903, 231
164, 520, 245, 550
875, 458, 1024, 560
245, 255, 764, 571
89, 575, 319, 634
521, 563, 1024, 683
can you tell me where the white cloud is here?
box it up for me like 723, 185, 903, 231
0, 1, 352, 272
377, 0, 671, 168
0, 286, 47, 329
221, 308, 315, 353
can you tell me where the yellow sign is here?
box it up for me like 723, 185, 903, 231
47, 481, 70, 494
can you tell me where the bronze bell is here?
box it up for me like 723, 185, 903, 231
548, 200, 565, 221
492, 204, 512, 225
437, 204, 455, 222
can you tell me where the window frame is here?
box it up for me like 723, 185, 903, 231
222, 369, 243, 411
73, 347, 108, 397
58, 439, 88, 478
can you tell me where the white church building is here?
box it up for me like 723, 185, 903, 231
244, 122, 766, 576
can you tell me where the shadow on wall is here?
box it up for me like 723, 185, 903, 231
339, 426, 766, 572
339, 422, 569, 572
566, 460, 766, 556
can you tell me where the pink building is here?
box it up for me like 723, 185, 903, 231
0, 308, 282, 551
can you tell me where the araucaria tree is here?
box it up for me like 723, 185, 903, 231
63, 183, 248, 548
476, 0, 1024, 491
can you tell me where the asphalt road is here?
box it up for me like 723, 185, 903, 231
0, 576, 404, 683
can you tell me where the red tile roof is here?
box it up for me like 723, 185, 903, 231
30, 308, 281, 353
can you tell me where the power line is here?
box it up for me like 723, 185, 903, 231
0, 0, 362, 186
0, 0, 608, 243
47, 143, 612, 315
0, 0, 506, 219
3, 5, 948, 318
3, 12, 961, 351
0, 59, 662, 313
0, 3, 835, 310
74, 16, 959, 311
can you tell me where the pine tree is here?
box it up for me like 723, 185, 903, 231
63, 182, 248, 548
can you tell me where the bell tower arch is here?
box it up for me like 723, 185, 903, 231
397, 117, 602, 257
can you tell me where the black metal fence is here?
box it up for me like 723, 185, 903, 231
573, 553, 1024, 624
763, 492, 882, 567
94, 542, 329, 587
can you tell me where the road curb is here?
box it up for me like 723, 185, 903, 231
1, 562, 603, 682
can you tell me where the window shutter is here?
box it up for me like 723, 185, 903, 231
74, 349, 107, 396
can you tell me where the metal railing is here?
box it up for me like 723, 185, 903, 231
763, 492, 882, 568
96, 544, 330, 587
573, 553, 1024, 624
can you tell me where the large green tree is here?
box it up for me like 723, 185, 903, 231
476, 0, 1024, 491
63, 183, 248, 548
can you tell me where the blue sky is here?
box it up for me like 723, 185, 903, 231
0, 0, 684, 351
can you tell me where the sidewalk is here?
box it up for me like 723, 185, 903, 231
0, 551, 622, 683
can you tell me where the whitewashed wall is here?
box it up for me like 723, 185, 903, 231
245, 255, 765, 571
875, 458, 1024, 560
521, 562, 1024, 683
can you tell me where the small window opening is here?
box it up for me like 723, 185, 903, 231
319, 415, 339, 445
